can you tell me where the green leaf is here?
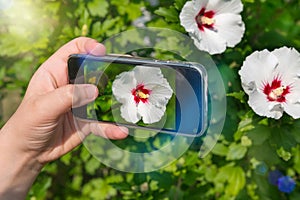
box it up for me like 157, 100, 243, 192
60, 152, 72, 165
214, 163, 235, 183
290, 190, 300, 200
71, 175, 83, 191
174, 0, 186, 10
182, 170, 199, 186
154, 7, 179, 22
290, 119, 300, 143
205, 165, 218, 182
150, 172, 174, 188
234, 115, 255, 141
80, 146, 91, 162
226, 143, 247, 160
82, 178, 117, 199
133, 173, 147, 185
87, 0, 108, 17
110, 182, 131, 191
107, 174, 123, 183
248, 141, 281, 165
168, 185, 184, 200
150, 180, 159, 191
85, 157, 101, 175
241, 135, 252, 147
28, 174, 52, 199
125, 2, 144, 20
227, 91, 246, 103
293, 146, 300, 174
211, 143, 229, 156
276, 146, 292, 161
214, 164, 245, 196
91, 21, 101, 38
100, 17, 122, 36
226, 166, 246, 196
218, 64, 240, 92
268, 127, 297, 150
246, 125, 270, 145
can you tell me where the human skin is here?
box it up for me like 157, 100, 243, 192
0, 37, 128, 199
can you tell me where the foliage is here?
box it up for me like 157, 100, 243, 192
0, 0, 300, 199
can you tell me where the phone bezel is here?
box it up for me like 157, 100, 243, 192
68, 54, 207, 137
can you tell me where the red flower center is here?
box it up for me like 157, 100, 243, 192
195, 8, 215, 31
132, 84, 151, 104
263, 77, 290, 102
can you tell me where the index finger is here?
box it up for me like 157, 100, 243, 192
42, 37, 106, 87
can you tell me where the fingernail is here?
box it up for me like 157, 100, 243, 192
118, 126, 129, 134
85, 85, 98, 99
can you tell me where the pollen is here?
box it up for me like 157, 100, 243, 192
132, 84, 151, 104
195, 8, 215, 31
269, 86, 286, 100
263, 78, 290, 103
200, 16, 215, 25
136, 90, 149, 99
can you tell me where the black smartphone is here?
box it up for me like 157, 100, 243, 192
68, 54, 207, 136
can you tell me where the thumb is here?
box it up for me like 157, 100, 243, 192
40, 84, 98, 118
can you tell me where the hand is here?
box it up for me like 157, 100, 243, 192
0, 37, 128, 199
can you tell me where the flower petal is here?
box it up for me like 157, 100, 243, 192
214, 13, 245, 47
283, 102, 300, 119
190, 28, 227, 54
179, 1, 198, 32
207, 0, 243, 14
112, 71, 137, 103
248, 91, 284, 119
272, 47, 300, 80
283, 79, 300, 119
239, 49, 279, 94
134, 65, 166, 86
149, 84, 173, 106
120, 97, 141, 123
137, 102, 166, 124
194, 0, 209, 12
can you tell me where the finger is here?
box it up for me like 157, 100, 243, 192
75, 120, 129, 140
51, 36, 106, 62
42, 37, 106, 87
37, 84, 98, 118
90, 123, 129, 139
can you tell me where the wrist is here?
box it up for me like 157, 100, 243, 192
0, 123, 43, 199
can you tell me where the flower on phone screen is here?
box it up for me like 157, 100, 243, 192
179, 0, 245, 54
239, 47, 300, 119
112, 65, 173, 124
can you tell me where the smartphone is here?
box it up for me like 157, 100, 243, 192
68, 54, 207, 136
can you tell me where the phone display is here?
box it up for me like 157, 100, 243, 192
68, 54, 207, 136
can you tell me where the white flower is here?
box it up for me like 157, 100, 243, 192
239, 47, 300, 119
112, 66, 173, 124
179, 0, 245, 55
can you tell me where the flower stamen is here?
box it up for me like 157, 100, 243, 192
132, 84, 151, 104
198, 16, 215, 26
263, 78, 290, 102
136, 90, 149, 99
269, 86, 286, 100
195, 8, 215, 31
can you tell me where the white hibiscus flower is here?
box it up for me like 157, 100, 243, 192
239, 47, 300, 119
179, 0, 245, 54
112, 66, 173, 124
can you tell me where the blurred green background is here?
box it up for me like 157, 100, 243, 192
0, 0, 300, 199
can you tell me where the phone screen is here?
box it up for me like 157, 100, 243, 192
68, 54, 207, 136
